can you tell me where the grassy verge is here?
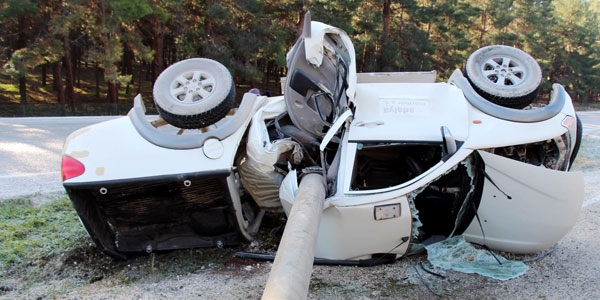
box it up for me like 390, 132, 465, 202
0, 197, 87, 269
0, 194, 266, 292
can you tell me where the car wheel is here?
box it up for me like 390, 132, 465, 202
153, 58, 235, 129
465, 45, 542, 109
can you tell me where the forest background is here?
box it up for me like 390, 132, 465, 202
1, 0, 599, 117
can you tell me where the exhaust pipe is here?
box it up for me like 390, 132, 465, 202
262, 173, 326, 300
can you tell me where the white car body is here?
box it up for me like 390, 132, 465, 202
62, 17, 583, 262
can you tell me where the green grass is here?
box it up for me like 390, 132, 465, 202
0, 197, 87, 268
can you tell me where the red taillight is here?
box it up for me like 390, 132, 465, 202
61, 155, 85, 181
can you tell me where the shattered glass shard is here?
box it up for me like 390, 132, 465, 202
425, 236, 528, 280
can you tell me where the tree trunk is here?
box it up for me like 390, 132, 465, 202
17, 15, 28, 116
53, 62, 65, 115
479, 9, 487, 47
123, 48, 134, 95
53, 62, 64, 104
137, 62, 144, 94
383, 0, 392, 40
151, 17, 164, 84
95, 63, 101, 98
19, 76, 27, 116
42, 64, 47, 86
107, 81, 118, 104
380, 0, 392, 70
63, 37, 75, 110
75, 45, 81, 88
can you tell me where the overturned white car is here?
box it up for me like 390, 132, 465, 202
62, 16, 583, 263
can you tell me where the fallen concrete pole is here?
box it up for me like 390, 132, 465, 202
262, 173, 326, 300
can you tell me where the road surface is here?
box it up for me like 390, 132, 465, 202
0, 116, 116, 200
577, 110, 600, 138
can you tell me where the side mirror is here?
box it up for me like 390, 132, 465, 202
441, 126, 457, 156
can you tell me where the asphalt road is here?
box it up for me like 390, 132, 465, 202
578, 110, 600, 138
0, 111, 599, 200
0, 116, 116, 200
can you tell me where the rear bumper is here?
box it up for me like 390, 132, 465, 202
65, 170, 245, 257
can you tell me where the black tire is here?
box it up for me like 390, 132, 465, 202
465, 45, 542, 109
153, 58, 235, 129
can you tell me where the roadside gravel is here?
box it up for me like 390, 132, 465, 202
3, 195, 598, 300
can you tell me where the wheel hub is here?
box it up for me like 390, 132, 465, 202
170, 71, 216, 103
482, 57, 524, 87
